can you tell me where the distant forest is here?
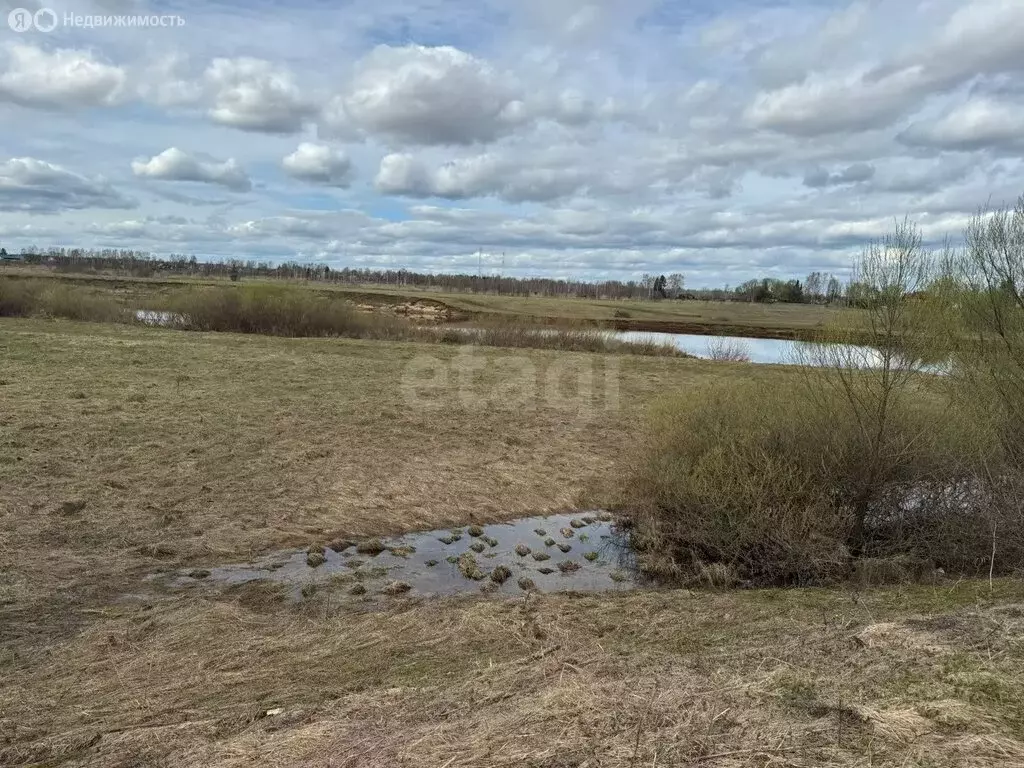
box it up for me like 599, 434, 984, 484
1, 246, 854, 305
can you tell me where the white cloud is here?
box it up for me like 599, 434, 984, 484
322, 44, 522, 145
899, 97, 1024, 151
131, 148, 252, 192
375, 150, 597, 202
745, 0, 1024, 138
281, 143, 353, 186
204, 57, 316, 134
0, 157, 135, 212
0, 43, 126, 109
745, 65, 930, 136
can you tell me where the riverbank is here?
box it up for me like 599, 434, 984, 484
3, 318, 1021, 767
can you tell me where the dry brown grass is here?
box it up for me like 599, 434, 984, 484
0, 318, 739, 625
3, 318, 1024, 767
4, 582, 1024, 767
2, 266, 863, 340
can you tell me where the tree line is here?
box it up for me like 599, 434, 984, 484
7, 246, 857, 304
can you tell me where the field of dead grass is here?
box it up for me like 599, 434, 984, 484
1, 266, 862, 340
2, 318, 1023, 767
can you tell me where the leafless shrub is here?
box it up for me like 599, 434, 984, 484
705, 336, 751, 362
619, 219, 1018, 586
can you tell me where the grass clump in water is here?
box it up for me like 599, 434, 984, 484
467, 525, 485, 537
490, 565, 512, 584
583, 552, 599, 562
356, 538, 386, 555
458, 553, 486, 581
306, 546, 327, 568
514, 543, 531, 557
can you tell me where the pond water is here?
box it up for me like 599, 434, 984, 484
434, 325, 887, 367
611, 330, 882, 366
166, 512, 642, 600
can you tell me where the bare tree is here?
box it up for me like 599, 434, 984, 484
804, 271, 824, 303
951, 196, 1024, 461
795, 219, 947, 553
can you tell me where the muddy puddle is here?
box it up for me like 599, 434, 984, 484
165, 512, 641, 600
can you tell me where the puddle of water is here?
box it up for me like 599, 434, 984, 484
166, 512, 641, 599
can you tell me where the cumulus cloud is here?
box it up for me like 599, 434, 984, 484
899, 98, 1024, 151
204, 57, 317, 133
322, 45, 523, 145
0, 157, 135, 212
131, 148, 252, 192
804, 163, 875, 188
0, 43, 127, 109
281, 143, 353, 186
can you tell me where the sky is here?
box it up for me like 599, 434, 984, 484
0, 0, 1022, 286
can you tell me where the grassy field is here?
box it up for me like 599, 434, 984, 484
0, 266, 861, 340
3, 318, 1023, 767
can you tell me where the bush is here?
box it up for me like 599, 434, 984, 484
0, 277, 40, 316
705, 336, 751, 362
39, 284, 127, 323
619, 377, 1003, 585
0, 278, 126, 322
169, 284, 409, 339
619, 216, 1024, 586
